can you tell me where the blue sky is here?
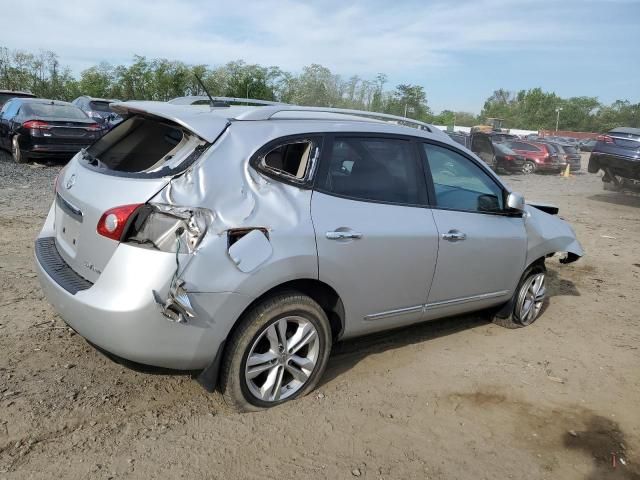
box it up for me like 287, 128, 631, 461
3, 0, 639, 112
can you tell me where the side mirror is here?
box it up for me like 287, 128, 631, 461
506, 192, 525, 212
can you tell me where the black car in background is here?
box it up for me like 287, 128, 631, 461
0, 89, 36, 108
492, 141, 526, 173
71, 95, 122, 129
540, 141, 582, 171
588, 127, 640, 187
470, 132, 524, 173
579, 139, 597, 152
0, 98, 101, 163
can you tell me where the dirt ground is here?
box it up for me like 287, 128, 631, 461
0, 152, 638, 480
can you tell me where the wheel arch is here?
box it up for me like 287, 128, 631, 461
494, 255, 547, 320
197, 278, 345, 392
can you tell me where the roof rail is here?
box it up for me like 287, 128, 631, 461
168, 95, 288, 106
233, 105, 433, 131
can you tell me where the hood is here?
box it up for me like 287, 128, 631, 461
110, 101, 230, 142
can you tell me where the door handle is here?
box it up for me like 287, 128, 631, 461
326, 231, 363, 240
442, 230, 466, 242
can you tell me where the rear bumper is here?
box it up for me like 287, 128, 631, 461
35, 236, 252, 370
536, 162, 565, 172
25, 143, 90, 158
588, 152, 640, 179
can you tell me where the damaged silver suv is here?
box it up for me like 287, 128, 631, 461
36, 100, 583, 411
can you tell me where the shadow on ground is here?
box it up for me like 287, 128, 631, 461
546, 267, 581, 298
321, 313, 488, 387
589, 192, 640, 208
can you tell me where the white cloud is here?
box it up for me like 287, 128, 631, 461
4, 0, 595, 76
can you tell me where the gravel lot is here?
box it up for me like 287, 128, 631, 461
0, 152, 638, 480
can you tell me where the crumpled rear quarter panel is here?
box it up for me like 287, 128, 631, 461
152, 122, 320, 299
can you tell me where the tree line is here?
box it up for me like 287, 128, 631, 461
1, 47, 638, 132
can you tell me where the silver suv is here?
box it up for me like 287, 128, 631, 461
35, 100, 583, 411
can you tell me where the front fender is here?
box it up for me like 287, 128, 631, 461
524, 205, 583, 266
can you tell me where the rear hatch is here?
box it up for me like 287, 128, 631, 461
609, 130, 640, 155
22, 102, 99, 146
53, 103, 229, 283
595, 129, 640, 158
559, 145, 581, 166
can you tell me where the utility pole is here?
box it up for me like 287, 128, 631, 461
555, 107, 563, 132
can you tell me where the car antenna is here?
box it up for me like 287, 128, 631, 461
193, 74, 229, 108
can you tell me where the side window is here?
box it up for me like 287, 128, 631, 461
3, 101, 18, 119
471, 136, 491, 154
0, 101, 9, 118
423, 143, 504, 213
319, 137, 422, 205
257, 138, 319, 181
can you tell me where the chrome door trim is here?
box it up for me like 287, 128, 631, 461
425, 290, 510, 310
363, 290, 510, 321
363, 304, 424, 322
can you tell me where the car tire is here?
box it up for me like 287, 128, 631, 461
219, 292, 332, 411
11, 136, 27, 164
492, 263, 547, 329
522, 160, 536, 174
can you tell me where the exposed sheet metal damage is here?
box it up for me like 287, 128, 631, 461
146, 126, 313, 323
524, 204, 583, 265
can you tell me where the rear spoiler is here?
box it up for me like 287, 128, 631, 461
110, 101, 230, 143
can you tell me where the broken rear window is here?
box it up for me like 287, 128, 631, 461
89, 101, 113, 113
83, 115, 207, 177
252, 136, 321, 186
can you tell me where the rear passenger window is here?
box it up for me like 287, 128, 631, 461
260, 140, 316, 179
510, 142, 539, 152
319, 137, 422, 205
423, 143, 504, 213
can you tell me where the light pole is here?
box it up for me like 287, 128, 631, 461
404, 104, 415, 118
555, 107, 563, 132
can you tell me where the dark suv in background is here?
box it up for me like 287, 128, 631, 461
588, 127, 640, 188
505, 140, 565, 174
72, 96, 121, 130
0, 98, 102, 163
0, 89, 36, 108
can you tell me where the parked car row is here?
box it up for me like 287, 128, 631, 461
0, 91, 122, 163
446, 131, 582, 175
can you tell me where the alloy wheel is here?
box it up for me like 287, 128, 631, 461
244, 316, 320, 403
515, 273, 546, 325
522, 161, 534, 174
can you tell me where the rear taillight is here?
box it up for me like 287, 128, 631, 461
85, 123, 101, 131
97, 204, 143, 241
596, 135, 614, 144
23, 120, 49, 130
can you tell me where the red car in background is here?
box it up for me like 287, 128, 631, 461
505, 140, 566, 174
